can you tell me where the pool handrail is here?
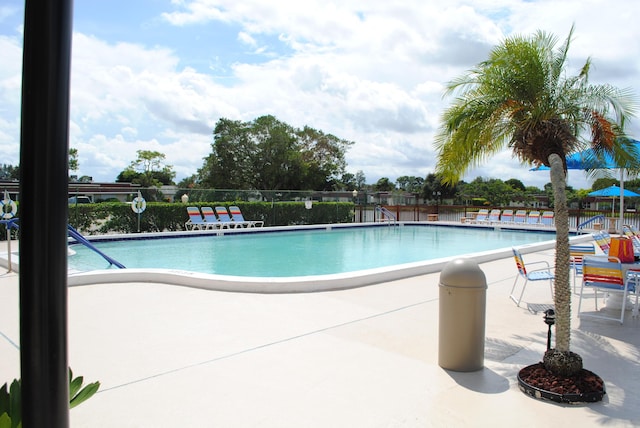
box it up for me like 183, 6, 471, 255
67, 224, 126, 269
577, 215, 605, 233
375, 206, 397, 223
1, 218, 20, 273
2, 220, 126, 271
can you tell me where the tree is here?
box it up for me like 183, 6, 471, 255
422, 173, 457, 203
69, 147, 79, 172
505, 178, 526, 192
374, 177, 395, 192
339, 173, 358, 191
198, 115, 353, 191
130, 150, 168, 175
355, 170, 367, 189
396, 176, 425, 194
459, 177, 518, 206
178, 174, 198, 189
116, 150, 176, 190
0, 164, 19, 180
435, 26, 638, 376
592, 177, 618, 190
297, 126, 352, 190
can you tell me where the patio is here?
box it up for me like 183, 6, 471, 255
1, 244, 640, 427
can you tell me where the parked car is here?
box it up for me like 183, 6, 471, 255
68, 196, 92, 204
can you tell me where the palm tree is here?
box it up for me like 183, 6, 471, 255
435, 26, 638, 376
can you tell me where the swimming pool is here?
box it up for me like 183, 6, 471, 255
65, 223, 573, 292
69, 224, 554, 275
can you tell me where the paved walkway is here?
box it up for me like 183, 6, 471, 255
1, 247, 640, 427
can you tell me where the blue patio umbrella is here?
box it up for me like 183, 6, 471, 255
531, 138, 640, 171
588, 185, 640, 198
531, 138, 640, 230
588, 185, 640, 216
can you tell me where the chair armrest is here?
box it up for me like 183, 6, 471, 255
526, 264, 555, 274
524, 260, 552, 269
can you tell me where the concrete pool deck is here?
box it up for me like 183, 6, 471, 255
2, 234, 640, 426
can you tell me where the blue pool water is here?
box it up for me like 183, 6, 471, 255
68, 225, 555, 277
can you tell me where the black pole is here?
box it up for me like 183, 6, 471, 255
543, 309, 555, 352
19, 0, 74, 426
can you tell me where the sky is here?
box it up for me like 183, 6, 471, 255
1, 0, 640, 190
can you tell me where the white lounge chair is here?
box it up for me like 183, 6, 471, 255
541, 211, 554, 226
185, 207, 213, 230
514, 210, 527, 224
229, 206, 264, 227
500, 209, 514, 224
527, 211, 541, 225
215, 206, 246, 228
200, 206, 227, 229
487, 209, 501, 223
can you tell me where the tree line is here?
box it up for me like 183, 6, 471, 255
1, 114, 634, 205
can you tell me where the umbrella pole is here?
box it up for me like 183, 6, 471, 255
620, 170, 625, 234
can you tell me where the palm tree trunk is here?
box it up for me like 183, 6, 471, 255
549, 153, 571, 352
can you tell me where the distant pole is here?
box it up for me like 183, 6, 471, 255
19, 0, 74, 426
137, 191, 141, 232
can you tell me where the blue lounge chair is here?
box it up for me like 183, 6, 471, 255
215, 206, 244, 228
185, 207, 212, 230
592, 232, 611, 254
200, 206, 227, 229
527, 211, 541, 225
541, 211, 554, 227
514, 210, 527, 224
500, 209, 514, 224
622, 224, 640, 253
487, 209, 501, 223
473, 209, 489, 223
229, 206, 264, 227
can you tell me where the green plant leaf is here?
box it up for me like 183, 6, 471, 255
69, 375, 83, 400
0, 384, 8, 418
0, 412, 13, 428
8, 380, 19, 428
69, 381, 100, 409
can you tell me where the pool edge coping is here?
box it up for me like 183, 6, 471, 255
3, 222, 594, 293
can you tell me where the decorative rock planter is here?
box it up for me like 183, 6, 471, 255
517, 363, 606, 404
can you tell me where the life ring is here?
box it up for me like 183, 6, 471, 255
0, 199, 17, 219
131, 196, 146, 214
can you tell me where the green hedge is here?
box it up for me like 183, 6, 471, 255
67, 201, 355, 235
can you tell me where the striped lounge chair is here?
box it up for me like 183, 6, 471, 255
514, 210, 527, 224
541, 211, 554, 227
229, 206, 264, 228
487, 209, 501, 223
185, 206, 213, 230
500, 209, 514, 224
579, 255, 639, 324
527, 211, 541, 225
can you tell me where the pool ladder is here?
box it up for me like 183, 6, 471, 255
375, 206, 397, 224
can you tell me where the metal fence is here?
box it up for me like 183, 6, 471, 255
357, 204, 640, 231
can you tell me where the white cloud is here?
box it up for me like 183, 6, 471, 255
237, 31, 256, 47
2, 0, 640, 189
